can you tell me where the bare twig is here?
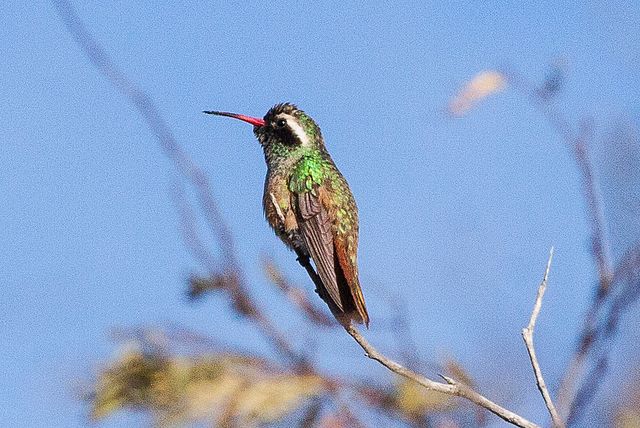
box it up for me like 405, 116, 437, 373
570, 122, 614, 289
51, 0, 234, 256
509, 72, 613, 285
521, 248, 564, 428
344, 325, 539, 428
566, 356, 608, 425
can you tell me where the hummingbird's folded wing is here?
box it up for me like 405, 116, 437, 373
296, 188, 343, 311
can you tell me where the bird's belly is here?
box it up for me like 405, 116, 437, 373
282, 229, 307, 253
268, 210, 307, 254
263, 176, 306, 253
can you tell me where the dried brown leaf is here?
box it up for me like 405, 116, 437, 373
444, 359, 475, 389
448, 70, 506, 116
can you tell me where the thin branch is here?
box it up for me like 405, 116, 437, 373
544, 116, 611, 422
570, 122, 614, 289
344, 325, 539, 428
566, 356, 608, 426
524, 248, 554, 331
521, 248, 564, 428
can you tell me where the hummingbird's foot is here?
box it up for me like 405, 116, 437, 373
296, 254, 310, 267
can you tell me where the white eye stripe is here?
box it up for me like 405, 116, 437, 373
276, 114, 311, 147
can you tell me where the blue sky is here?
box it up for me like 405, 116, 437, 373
1, 1, 639, 426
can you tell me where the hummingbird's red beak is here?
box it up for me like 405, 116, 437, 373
204, 110, 266, 127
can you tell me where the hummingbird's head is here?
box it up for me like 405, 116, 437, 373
205, 103, 326, 165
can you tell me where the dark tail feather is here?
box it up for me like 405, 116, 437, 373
296, 249, 369, 327
335, 261, 369, 327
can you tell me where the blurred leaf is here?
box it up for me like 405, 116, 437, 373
394, 377, 454, 418
614, 368, 640, 428
444, 359, 487, 426
444, 359, 475, 389
318, 412, 352, 428
90, 343, 171, 420
448, 70, 507, 117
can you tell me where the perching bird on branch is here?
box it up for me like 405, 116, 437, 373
205, 103, 369, 327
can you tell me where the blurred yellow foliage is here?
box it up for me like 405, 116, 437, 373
88, 343, 326, 426
448, 70, 507, 116
394, 378, 453, 418
393, 358, 476, 420
615, 379, 640, 428
616, 410, 640, 428
444, 359, 475, 390
232, 375, 325, 423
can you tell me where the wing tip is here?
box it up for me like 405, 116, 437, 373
334, 298, 369, 328
339, 309, 370, 329
354, 302, 370, 328
350, 282, 370, 328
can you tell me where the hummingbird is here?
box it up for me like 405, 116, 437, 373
204, 103, 369, 327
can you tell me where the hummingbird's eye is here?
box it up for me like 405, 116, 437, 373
275, 119, 287, 128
